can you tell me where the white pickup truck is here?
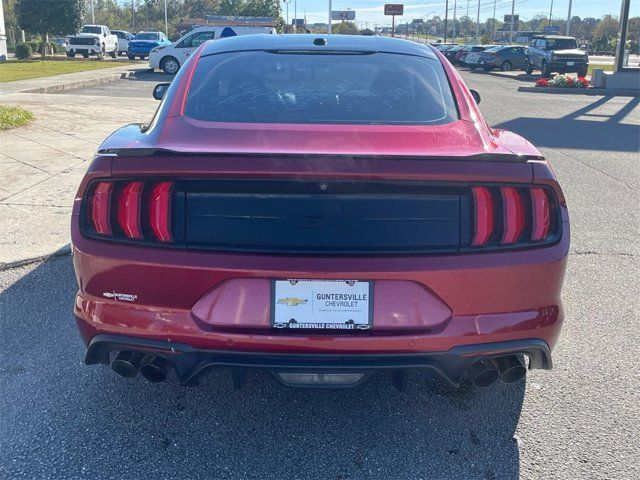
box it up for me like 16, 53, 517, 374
66, 25, 118, 59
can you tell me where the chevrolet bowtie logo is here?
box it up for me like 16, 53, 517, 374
277, 298, 308, 307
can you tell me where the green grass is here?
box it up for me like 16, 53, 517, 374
0, 105, 35, 130
587, 63, 614, 76
0, 59, 124, 83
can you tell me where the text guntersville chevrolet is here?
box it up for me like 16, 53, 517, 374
72, 35, 569, 391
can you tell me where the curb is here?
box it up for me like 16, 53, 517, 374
21, 68, 151, 94
517, 86, 639, 96
0, 245, 72, 272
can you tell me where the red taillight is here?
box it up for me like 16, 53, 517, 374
531, 188, 552, 241
501, 187, 525, 244
471, 186, 494, 246
117, 182, 144, 239
149, 182, 174, 242
91, 182, 113, 236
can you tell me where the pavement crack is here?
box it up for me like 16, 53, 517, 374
570, 250, 636, 258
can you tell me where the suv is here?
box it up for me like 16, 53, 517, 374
526, 35, 588, 77
112, 30, 134, 56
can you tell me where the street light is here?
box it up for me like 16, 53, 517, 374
283, 0, 291, 30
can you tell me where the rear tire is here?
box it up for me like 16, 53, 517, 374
110, 49, 117, 59
66, 52, 75, 58
82, 53, 89, 58
541, 61, 551, 78
500, 61, 512, 71
525, 64, 534, 75
127, 53, 135, 60
161, 56, 180, 74
140, 55, 146, 60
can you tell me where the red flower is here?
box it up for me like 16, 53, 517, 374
577, 77, 590, 88
535, 78, 549, 87
566, 77, 575, 86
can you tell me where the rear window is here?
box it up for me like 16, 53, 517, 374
546, 38, 578, 50
184, 51, 458, 125
135, 33, 158, 40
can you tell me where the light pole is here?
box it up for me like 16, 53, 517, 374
444, 0, 449, 42
90, 0, 95, 24
475, 0, 480, 43
283, 0, 291, 30
509, 0, 515, 44
566, 0, 573, 35
492, 0, 497, 41
452, 0, 457, 39
328, 0, 332, 34
548, 0, 554, 28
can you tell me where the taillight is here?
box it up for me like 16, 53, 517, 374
84, 180, 175, 244
471, 186, 494, 246
470, 185, 557, 249
117, 182, 143, 239
530, 188, 552, 242
501, 187, 525, 244
90, 182, 113, 236
149, 182, 173, 242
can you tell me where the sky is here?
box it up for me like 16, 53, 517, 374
286, 0, 638, 26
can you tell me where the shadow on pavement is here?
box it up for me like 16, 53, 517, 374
0, 256, 525, 479
495, 96, 640, 152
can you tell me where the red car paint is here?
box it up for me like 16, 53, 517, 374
72, 35, 568, 387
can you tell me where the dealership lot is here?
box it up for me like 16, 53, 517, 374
0, 70, 639, 479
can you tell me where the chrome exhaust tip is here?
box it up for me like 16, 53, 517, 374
496, 356, 527, 384
111, 351, 144, 378
139, 355, 169, 383
468, 360, 500, 388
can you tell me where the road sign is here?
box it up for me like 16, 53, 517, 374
384, 4, 404, 16
331, 10, 355, 21
543, 25, 561, 34
503, 14, 519, 24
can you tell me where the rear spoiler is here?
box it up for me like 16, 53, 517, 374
97, 148, 544, 162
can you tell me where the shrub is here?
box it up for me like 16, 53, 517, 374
29, 40, 40, 53
537, 74, 590, 89
0, 105, 35, 130
39, 42, 58, 54
15, 42, 33, 59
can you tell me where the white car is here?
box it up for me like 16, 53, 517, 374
112, 30, 134, 56
149, 25, 275, 74
66, 25, 118, 58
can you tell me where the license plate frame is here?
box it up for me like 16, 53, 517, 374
271, 279, 373, 331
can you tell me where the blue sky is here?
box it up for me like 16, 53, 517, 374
288, 0, 638, 25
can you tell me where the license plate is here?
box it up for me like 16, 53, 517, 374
272, 279, 372, 331
567, 62, 574, 66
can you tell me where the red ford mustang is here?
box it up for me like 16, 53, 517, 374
72, 35, 569, 390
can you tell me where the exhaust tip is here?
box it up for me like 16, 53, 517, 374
496, 356, 527, 384
139, 355, 169, 383
111, 351, 144, 378
468, 360, 500, 388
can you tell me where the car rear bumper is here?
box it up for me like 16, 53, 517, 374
85, 333, 551, 387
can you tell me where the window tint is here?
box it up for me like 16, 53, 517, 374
184, 51, 458, 125
546, 38, 578, 50
81, 26, 102, 34
178, 31, 215, 48
135, 32, 159, 40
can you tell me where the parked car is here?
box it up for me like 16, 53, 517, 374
525, 35, 589, 77
66, 25, 118, 58
112, 30, 134, 56
476, 45, 528, 71
72, 35, 568, 392
127, 31, 171, 60
444, 45, 464, 64
465, 45, 500, 69
149, 25, 275, 74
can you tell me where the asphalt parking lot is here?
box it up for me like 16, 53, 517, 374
1, 69, 639, 479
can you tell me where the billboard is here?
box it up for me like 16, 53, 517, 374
503, 14, 519, 24
543, 25, 561, 34
384, 4, 404, 16
331, 11, 356, 21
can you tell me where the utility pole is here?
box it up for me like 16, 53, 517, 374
444, 0, 449, 42
328, 0, 332, 34
0, 0, 7, 61
549, 0, 554, 28
566, 0, 573, 35
163, 0, 168, 36
90, 0, 95, 24
509, 0, 515, 44
452, 0, 457, 39
475, 0, 480, 43
294, 0, 297, 33
465, 0, 470, 41
132, 0, 135, 32
492, 0, 497, 41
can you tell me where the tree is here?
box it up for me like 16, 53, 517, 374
333, 21, 358, 35
16, 0, 85, 58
